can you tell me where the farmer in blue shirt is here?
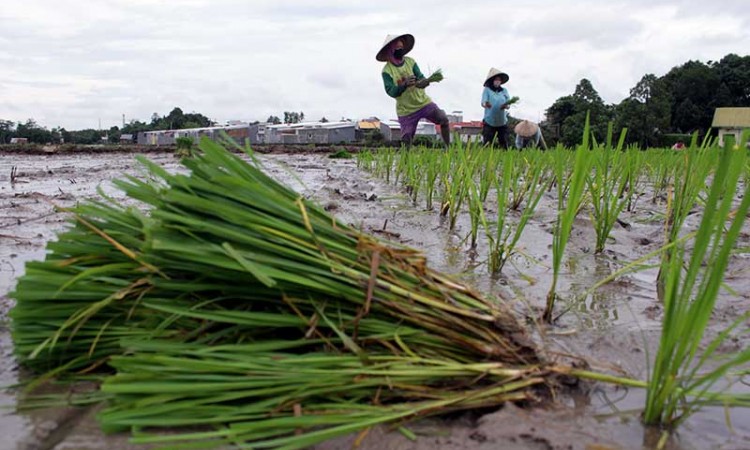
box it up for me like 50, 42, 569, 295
481, 68, 511, 148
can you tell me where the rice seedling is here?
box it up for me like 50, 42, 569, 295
377, 147, 396, 183
481, 152, 548, 274
97, 339, 545, 449
543, 114, 593, 323
444, 160, 469, 231
426, 68, 444, 84
622, 146, 646, 212
356, 149, 374, 171
644, 135, 750, 431
403, 149, 425, 204
478, 148, 502, 203
508, 149, 546, 211
656, 144, 714, 299
423, 149, 442, 210
467, 181, 484, 250
175, 136, 195, 158
649, 155, 675, 205
505, 96, 520, 106
11, 137, 552, 448
586, 124, 630, 253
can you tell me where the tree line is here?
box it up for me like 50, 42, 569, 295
544, 53, 750, 147
2, 53, 748, 147
0, 108, 318, 145
0, 107, 213, 145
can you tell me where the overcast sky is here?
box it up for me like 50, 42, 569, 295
1, 0, 748, 130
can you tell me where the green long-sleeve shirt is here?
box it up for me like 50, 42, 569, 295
382, 57, 432, 117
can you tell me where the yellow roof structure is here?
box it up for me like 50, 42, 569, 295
711, 107, 750, 128
357, 120, 380, 130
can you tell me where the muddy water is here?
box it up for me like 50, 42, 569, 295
0, 151, 748, 450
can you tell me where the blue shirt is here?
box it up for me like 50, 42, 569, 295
481, 86, 510, 127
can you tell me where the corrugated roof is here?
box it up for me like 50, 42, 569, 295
712, 107, 750, 128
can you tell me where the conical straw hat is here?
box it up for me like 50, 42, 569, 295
484, 68, 509, 86
376, 34, 415, 62
514, 120, 539, 137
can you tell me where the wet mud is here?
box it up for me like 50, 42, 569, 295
0, 151, 748, 450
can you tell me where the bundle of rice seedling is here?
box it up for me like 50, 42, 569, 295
426, 68, 444, 83
505, 96, 520, 106
10, 200, 187, 373
11, 138, 548, 448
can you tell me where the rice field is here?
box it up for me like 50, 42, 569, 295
1, 131, 749, 449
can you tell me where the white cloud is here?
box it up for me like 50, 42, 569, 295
0, 0, 747, 129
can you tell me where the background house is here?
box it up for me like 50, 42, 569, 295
380, 121, 401, 143
264, 121, 357, 144
436, 121, 483, 143
712, 107, 750, 147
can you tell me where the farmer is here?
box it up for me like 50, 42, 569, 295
378, 33, 450, 148
514, 120, 542, 149
671, 140, 686, 150
481, 68, 511, 148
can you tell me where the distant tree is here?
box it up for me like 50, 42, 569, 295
283, 111, 304, 124
166, 107, 184, 129
182, 112, 212, 128
672, 98, 704, 133
713, 53, 750, 106
66, 129, 103, 144
320, 117, 329, 123
0, 119, 15, 144
545, 95, 576, 139
122, 120, 150, 136
107, 125, 121, 144
662, 60, 719, 133
614, 74, 671, 147
266, 115, 281, 124
60, 128, 71, 144
545, 79, 612, 146
50, 127, 63, 144
16, 119, 54, 144
148, 108, 212, 130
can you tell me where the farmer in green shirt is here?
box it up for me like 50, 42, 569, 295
377, 34, 450, 147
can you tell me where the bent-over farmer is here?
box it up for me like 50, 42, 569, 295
514, 120, 542, 149
377, 33, 450, 147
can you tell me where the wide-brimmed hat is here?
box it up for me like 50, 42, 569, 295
484, 68, 509, 86
376, 34, 415, 62
514, 120, 539, 137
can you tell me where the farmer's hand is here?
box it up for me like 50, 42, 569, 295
501, 103, 510, 110
415, 78, 429, 89
483, 101, 492, 109
405, 76, 417, 87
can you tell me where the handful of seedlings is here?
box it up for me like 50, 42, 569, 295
11, 138, 547, 449
426, 68, 444, 83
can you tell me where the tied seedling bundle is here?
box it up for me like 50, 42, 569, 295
11, 138, 548, 448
